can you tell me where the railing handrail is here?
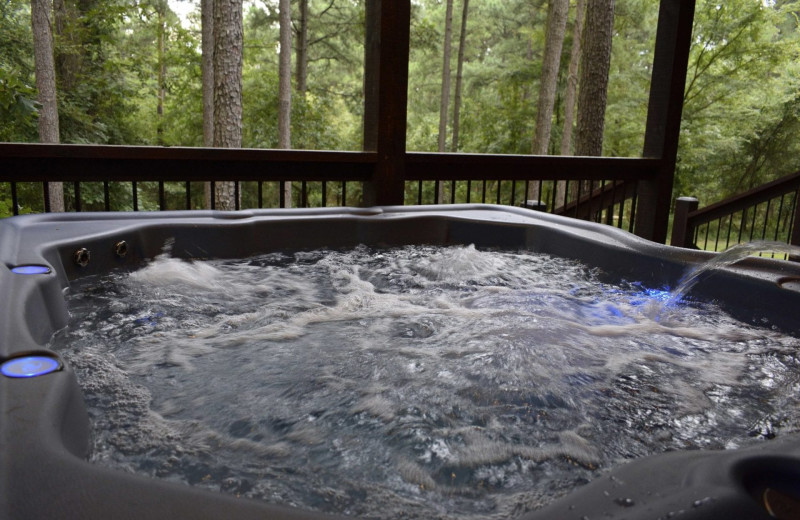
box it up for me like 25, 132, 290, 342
0, 143, 662, 183
0, 143, 376, 182
686, 171, 800, 226
671, 170, 800, 248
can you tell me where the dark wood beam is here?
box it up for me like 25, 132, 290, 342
362, 0, 410, 206
406, 153, 659, 181
635, 0, 696, 242
0, 144, 375, 182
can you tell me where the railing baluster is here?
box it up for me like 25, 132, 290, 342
74, 182, 81, 212
11, 183, 19, 215
791, 189, 800, 247
719, 213, 729, 250
759, 198, 772, 243
104, 181, 111, 211
774, 193, 787, 242
159, 181, 166, 211
748, 202, 759, 242
737, 207, 747, 244
42, 182, 50, 213
629, 183, 638, 233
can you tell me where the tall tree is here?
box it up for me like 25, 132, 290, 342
560, 0, 585, 156
213, 0, 243, 210
438, 0, 455, 154
528, 0, 569, 203
436, 0, 455, 203
202, 0, 214, 208
450, 0, 470, 153
155, 0, 167, 146
531, 0, 568, 156
202, 0, 214, 147
555, 0, 586, 205
295, 0, 309, 96
278, 0, 292, 207
31, 0, 64, 211
574, 0, 614, 157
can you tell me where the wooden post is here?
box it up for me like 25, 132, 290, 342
362, 0, 410, 207
670, 196, 698, 247
635, 0, 695, 243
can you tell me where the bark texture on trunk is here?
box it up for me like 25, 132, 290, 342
32, 0, 65, 212
278, 0, 292, 207
574, 0, 614, 158
202, 0, 214, 208
531, 0, 569, 156
451, 0, 469, 153
213, 0, 243, 211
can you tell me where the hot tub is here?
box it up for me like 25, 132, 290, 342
1, 204, 799, 520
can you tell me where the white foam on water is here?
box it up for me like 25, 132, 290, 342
51, 244, 800, 520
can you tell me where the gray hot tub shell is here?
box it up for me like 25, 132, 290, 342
1, 204, 799, 520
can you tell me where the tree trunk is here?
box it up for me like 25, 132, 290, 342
438, 0, 454, 153
531, 0, 568, 156
295, 0, 309, 96
202, 0, 214, 208
528, 0, 569, 203
436, 0, 454, 203
278, 0, 292, 207
451, 0, 469, 153
556, 0, 585, 205
156, 0, 166, 146
560, 0, 585, 156
31, 0, 64, 212
575, 0, 613, 205
213, 0, 243, 211
575, 0, 614, 158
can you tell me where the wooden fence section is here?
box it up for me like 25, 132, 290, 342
670, 171, 800, 252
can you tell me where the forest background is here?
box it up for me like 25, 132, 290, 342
1, 0, 800, 218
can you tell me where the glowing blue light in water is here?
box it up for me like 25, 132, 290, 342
10, 265, 51, 275
1, 356, 61, 378
632, 287, 672, 304
605, 282, 672, 306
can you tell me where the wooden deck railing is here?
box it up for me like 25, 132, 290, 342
0, 143, 653, 233
670, 170, 800, 252
0, 0, 697, 245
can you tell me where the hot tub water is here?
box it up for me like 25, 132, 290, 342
50, 244, 800, 519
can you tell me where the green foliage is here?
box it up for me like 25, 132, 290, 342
0, 0, 39, 141
676, 0, 800, 202
2, 0, 800, 217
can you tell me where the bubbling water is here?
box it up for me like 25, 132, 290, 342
51, 244, 800, 520
662, 240, 800, 310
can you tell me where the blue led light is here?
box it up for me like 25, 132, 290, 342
1, 356, 61, 378
10, 265, 52, 275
